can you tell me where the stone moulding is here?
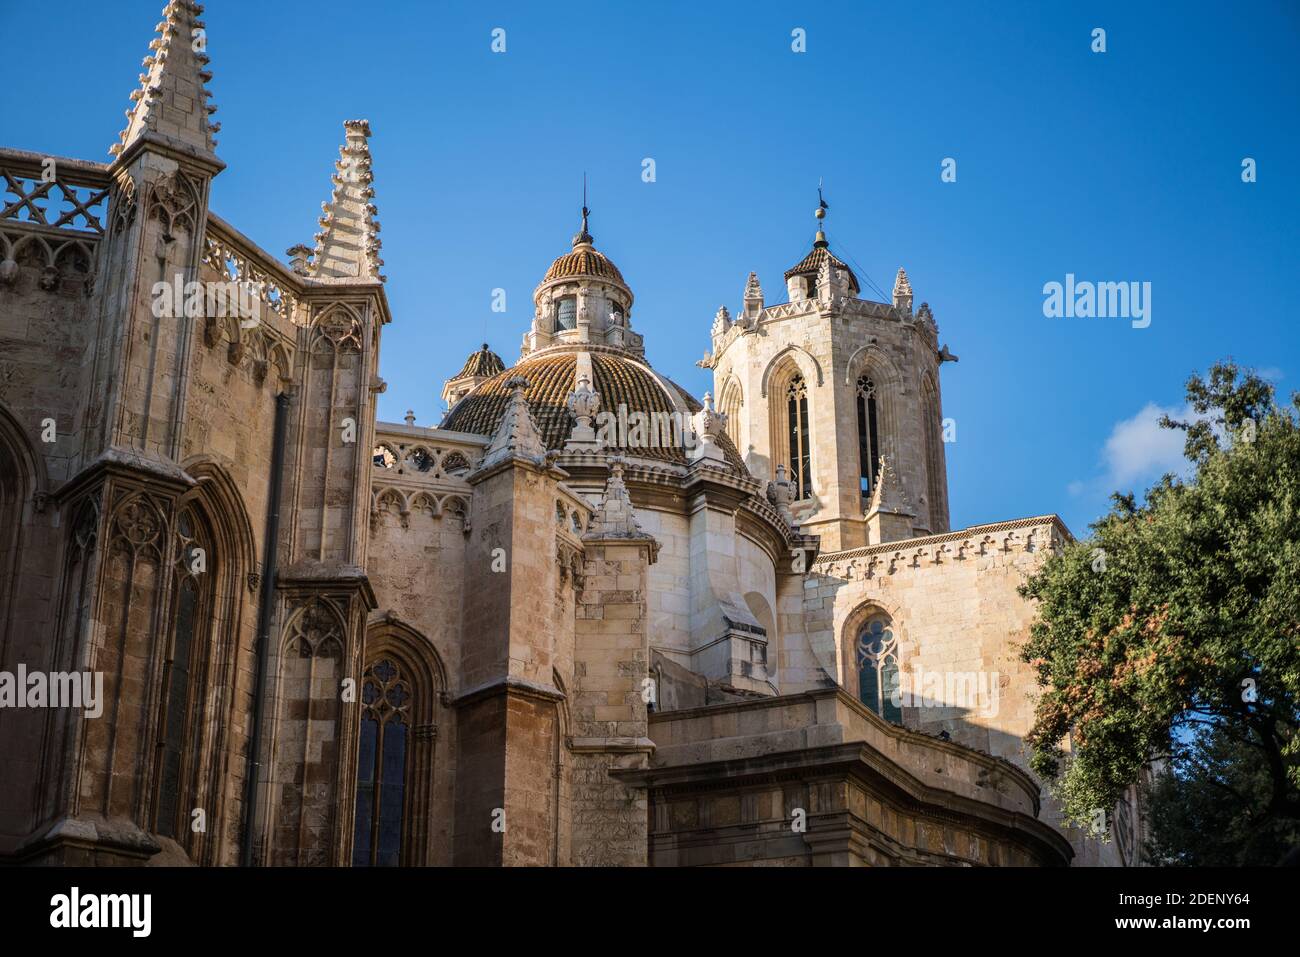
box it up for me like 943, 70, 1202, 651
813, 514, 1072, 580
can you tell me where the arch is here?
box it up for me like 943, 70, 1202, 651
440, 493, 470, 527
267, 340, 293, 389
717, 374, 744, 449
355, 616, 447, 866
311, 301, 364, 353
137, 472, 251, 854
759, 343, 824, 398
0, 401, 45, 671
12, 233, 55, 269
181, 458, 257, 578
845, 345, 906, 475
409, 490, 441, 518
371, 486, 409, 527
843, 341, 904, 388
840, 601, 904, 724
768, 358, 814, 499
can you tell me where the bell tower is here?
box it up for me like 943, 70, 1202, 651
705, 200, 954, 551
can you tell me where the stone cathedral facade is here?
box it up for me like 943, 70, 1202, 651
0, 2, 1144, 867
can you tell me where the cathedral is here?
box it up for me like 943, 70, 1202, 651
0, 2, 1142, 866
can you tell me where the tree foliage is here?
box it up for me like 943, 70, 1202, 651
1019, 361, 1300, 860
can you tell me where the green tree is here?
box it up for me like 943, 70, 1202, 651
1142, 721, 1300, 866
1019, 361, 1300, 862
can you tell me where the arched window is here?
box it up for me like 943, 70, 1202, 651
556, 296, 577, 331
786, 374, 811, 498
857, 375, 881, 498
154, 504, 214, 840
856, 616, 901, 724
353, 658, 413, 866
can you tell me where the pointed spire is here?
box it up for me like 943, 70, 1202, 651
712, 304, 731, 338
584, 457, 653, 542
110, 1, 219, 160
867, 455, 914, 516
893, 267, 913, 312
480, 376, 547, 469
309, 120, 384, 281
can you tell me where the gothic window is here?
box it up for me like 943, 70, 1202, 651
372, 445, 397, 468
856, 376, 881, 497
353, 658, 413, 867
154, 504, 213, 840
556, 296, 577, 331
786, 374, 811, 499
857, 616, 901, 724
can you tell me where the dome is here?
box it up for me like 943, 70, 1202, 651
543, 244, 626, 285
453, 343, 505, 380
440, 350, 747, 472
539, 206, 629, 289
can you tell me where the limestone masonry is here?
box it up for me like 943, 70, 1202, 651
0, 1, 1145, 866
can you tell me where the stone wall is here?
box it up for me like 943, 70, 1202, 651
808, 515, 1121, 865
625, 688, 1070, 866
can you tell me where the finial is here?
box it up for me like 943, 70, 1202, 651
404, 409, 416, 427
814, 179, 830, 247
573, 173, 593, 246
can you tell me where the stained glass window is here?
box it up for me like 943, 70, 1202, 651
353, 658, 412, 866
155, 505, 211, 840
857, 616, 901, 724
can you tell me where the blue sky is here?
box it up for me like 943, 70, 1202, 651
4, 0, 1297, 536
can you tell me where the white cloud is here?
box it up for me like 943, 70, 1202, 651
1069, 402, 1197, 497
1102, 402, 1192, 486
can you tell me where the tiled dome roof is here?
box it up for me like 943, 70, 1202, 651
454, 343, 505, 379
542, 244, 626, 285
440, 351, 747, 472
784, 243, 860, 295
